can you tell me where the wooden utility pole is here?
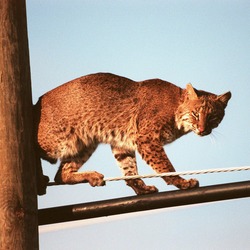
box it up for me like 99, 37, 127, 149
0, 1, 38, 249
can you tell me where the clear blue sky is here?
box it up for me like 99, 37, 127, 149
27, 1, 250, 249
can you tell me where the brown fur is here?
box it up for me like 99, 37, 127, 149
34, 73, 231, 195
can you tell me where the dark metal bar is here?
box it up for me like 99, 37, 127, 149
38, 181, 250, 225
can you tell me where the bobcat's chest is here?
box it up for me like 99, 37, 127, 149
160, 130, 176, 144
160, 124, 185, 145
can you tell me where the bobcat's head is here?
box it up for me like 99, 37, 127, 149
176, 84, 231, 136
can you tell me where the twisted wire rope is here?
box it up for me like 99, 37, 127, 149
47, 166, 250, 186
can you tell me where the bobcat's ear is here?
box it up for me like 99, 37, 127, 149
217, 91, 232, 108
186, 83, 198, 100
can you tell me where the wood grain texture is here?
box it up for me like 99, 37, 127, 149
0, 0, 38, 249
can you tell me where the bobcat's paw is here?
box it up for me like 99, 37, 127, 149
136, 185, 159, 195
178, 178, 199, 190
126, 179, 159, 195
37, 175, 49, 195
87, 171, 105, 187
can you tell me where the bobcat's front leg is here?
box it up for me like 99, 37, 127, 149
55, 161, 105, 187
136, 135, 199, 190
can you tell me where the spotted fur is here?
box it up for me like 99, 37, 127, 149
34, 73, 231, 195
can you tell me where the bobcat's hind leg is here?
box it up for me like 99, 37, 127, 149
55, 160, 105, 187
111, 146, 158, 195
36, 154, 49, 195
54, 144, 105, 187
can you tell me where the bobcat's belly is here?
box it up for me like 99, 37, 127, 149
98, 129, 137, 151
38, 125, 137, 161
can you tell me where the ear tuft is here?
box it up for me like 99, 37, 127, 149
186, 83, 198, 100
217, 91, 232, 108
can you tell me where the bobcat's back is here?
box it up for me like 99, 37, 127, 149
34, 73, 182, 162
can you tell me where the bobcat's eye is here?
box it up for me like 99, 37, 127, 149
192, 111, 199, 120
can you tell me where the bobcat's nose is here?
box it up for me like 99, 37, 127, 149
197, 126, 211, 136
197, 113, 208, 136
198, 125, 205, 134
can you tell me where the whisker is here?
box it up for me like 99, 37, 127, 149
212, 130, 224, 140
209, 133, 217, 145
209, 130, 225, 146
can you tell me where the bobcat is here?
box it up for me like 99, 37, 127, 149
34, 73, 231, 195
